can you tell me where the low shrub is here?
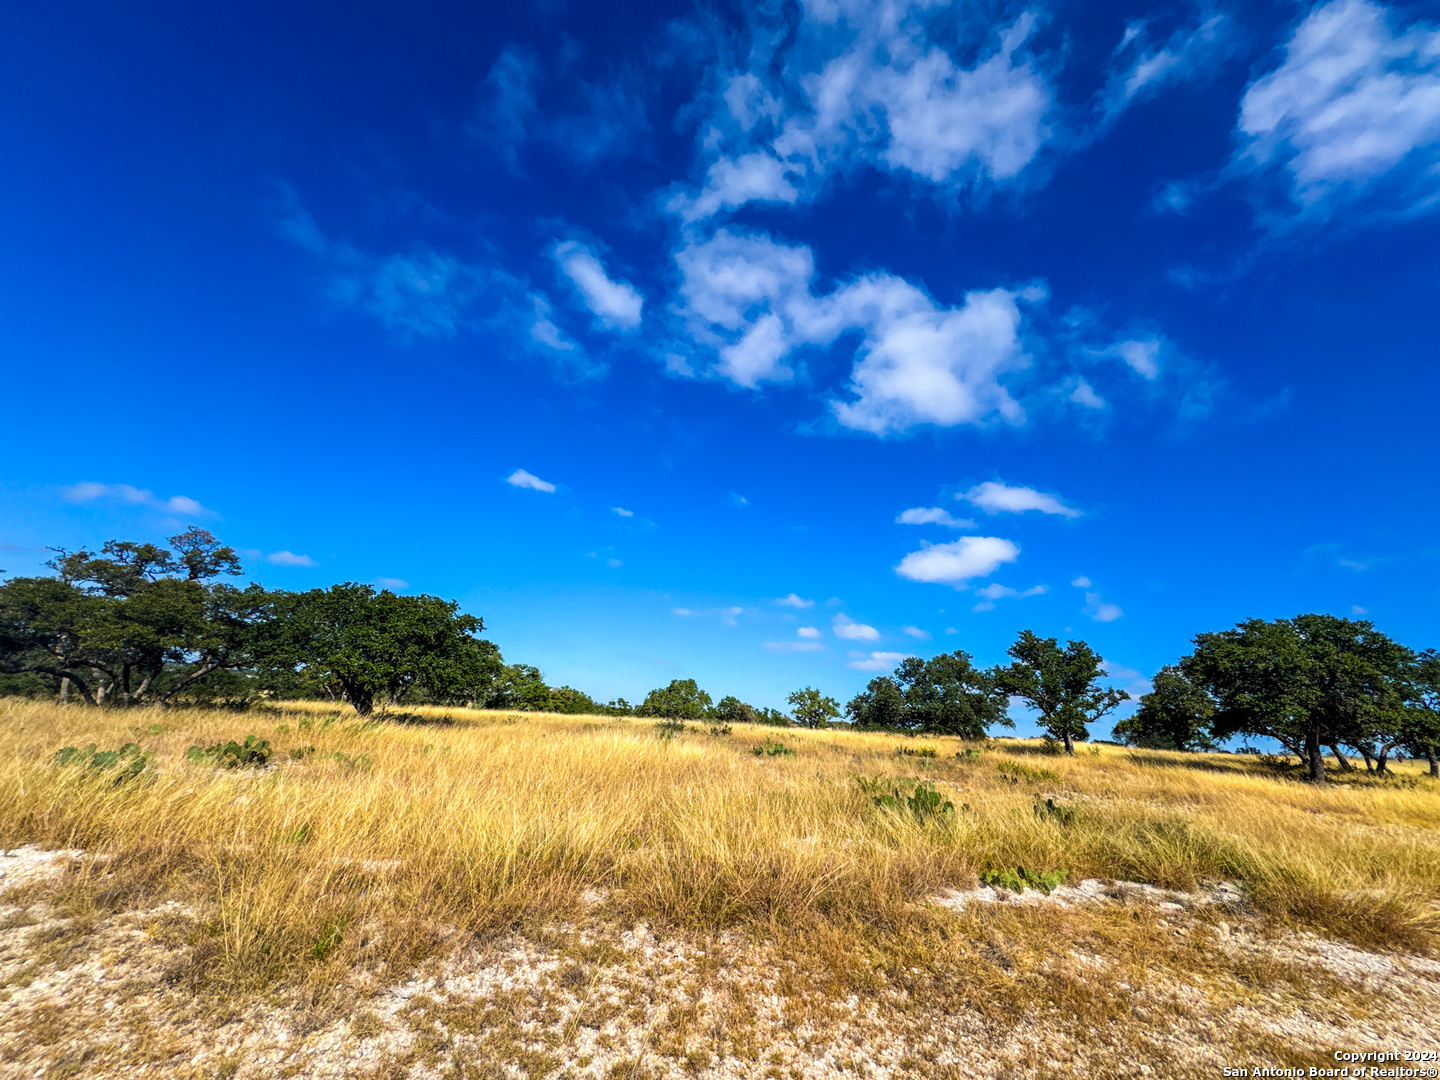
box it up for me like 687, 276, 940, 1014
1033, 796, 1077, 827
857, 777, 955, 822
54, 742, 152, 783
980, 866, 1070, 895
752, 738, 795, 758
186, 735, 273, 769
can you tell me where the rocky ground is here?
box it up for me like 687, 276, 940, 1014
2, 845, 1437, 1080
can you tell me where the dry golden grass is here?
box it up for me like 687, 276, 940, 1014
2, 694, 1437, 1001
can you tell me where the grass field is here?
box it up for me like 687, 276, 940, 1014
2, 697, 1438, 1078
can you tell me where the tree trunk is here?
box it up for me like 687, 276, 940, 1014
1427, 746, 1439, 778
1329, 744, 1355, 771
1305, 730, 1327, 783
1062, 729, 1075, 755
1356, 744, 1377, 772
1374, 744, 1392, 776
59, 677, 70, 704
93, 670, 107, 706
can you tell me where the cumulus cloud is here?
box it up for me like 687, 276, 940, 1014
895, 536, 1020, 586
1235, 0, 1440, 220
1071, 576, 1092, 589
848, 651, 911, 671
672, 4, 1054, 221
964, 481, 1080, 518
903, 625, 931, 639
506, 469, 557, 493
553, 241, 644, 330
832, 614, 881, 641
797, 626, 822, 639
674, 229, 1033, 431
62, 482, 214, 517
267, 551, 317, 568
896, 507, 976, 528
777, 593, 815, 610
612, 507, 635, 517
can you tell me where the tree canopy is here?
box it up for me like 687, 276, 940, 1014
997, 631, 1128, 754
846, 651, 1010, 738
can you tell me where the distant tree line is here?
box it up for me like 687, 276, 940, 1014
2, 533, 1437, 780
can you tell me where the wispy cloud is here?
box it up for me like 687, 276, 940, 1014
673, 605, 746, 626
506, 469, 557, 493
374, 577, 409, 589
797, 626, 821, 639
763, 640, 825, 652
847, 651, 911, 672
268, 551, 317, 568
1099, 10, 1235, 125
1234, 0, 1440, 223
896, 507, 976, 528
1073, 577, 1123, 621
612, 506, 635, 517
553, 241, 644, 330
62, 482, 213, 517
776, 593, 814, 609
971, 582, 1047, 612
902, 625, 931, 639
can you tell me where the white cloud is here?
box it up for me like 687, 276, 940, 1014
374, 577, 409, 589
1073, 577, 1123, 621
832, 613, 881, 641
896, 507, 976, 528
1352, 604, 1369, 615
1235, 0, 1440, 219
673, 5, 1054, 221
777, 593, 815, 608
673, 605, 746, 626
1068, 378, 1107, 409
1100, 13, 1235, 123
1101, 660, 1143, 681
606, 558, 623, 568
975, 583, 1048, 600
674, 229, 1032, 432
847, 651, 911, 671
902, 625, 931, 639
1106, 339, 1162, 380
797, 626, 822, 639
764, 640, 826, 652
506, 469, 557, 493
62, 482, 214, 517
268, 551, 317, 568
612, 507, 635, 517
730, 493, 750, 506
964, 481, 1080, 518
895, 536, 1020, 586
553, 241, 644, 330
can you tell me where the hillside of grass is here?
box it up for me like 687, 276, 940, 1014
2, 697, 1438, 1078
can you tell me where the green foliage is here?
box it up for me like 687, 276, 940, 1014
995, 760, 1060, 784
708, 723, 732, 737
330, 751, 373, 773
1114, 665, 1217, 751
751, 737, 795, 757
846, 651, 1010, 737
637, 679, 712, 721
654, 718, 685, 740
1185, 614, 1412, 782
979, 866, 1070, 894
856, 777, 955, 822
997, 631, 1128, 755
186, 734, 273, 769
289, 745, 317, 761
787, 686, 839, 729
310, 919, 346, 960
894, 745, 937, 758
1033, 797, 1078, 827
256, 584, 491, 717
54, 742, 152, 783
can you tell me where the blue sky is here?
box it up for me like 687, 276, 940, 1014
2, 0, 1438, 731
